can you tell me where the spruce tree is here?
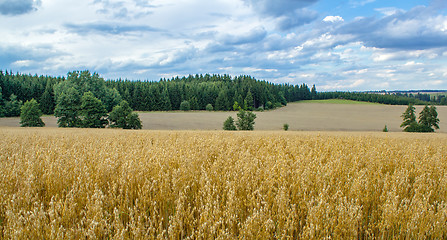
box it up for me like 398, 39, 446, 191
223, 116, 237, 130
400, 104, 418, 132
40, 82, 55, 115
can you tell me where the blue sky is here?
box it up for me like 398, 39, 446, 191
1, 0, 447, 91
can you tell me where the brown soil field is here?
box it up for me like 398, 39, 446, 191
1, 102, 446, 132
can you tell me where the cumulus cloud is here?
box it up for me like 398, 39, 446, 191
323, 16, 344, 23
0, 0, 41, 15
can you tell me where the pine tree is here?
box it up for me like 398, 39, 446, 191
223, 116, 237, 130
429, 105, 440, 130
4, 94, 22, 117
160, 88, 172, 111
20, 99, 45, 127
244, 90, 254, 111
400, 104, 418, 132
40, 82, 55, 115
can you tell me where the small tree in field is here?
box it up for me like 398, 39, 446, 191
283, 123, 289, 131
401, 104, 440, 132
223, 116, 237, 131
236, 109, 256, 131
20, 99, 45, 127
400, 104, 419, 132
418, 105, 440, 132
109, 100, 142, 129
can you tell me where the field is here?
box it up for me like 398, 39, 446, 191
1, 100, 447, 132
1, 128, 446, 239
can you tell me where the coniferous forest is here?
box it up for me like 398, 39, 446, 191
0, 70, 441, 118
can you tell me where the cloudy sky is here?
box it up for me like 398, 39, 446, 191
1, 0, 447, 91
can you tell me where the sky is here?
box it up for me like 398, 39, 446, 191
1, 0, 447, 91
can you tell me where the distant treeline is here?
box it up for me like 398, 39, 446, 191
105, 74, 316, 111
317, 91, 441, 105
0, 70, 440, 118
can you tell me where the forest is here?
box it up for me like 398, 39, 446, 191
0, 70, 440, 118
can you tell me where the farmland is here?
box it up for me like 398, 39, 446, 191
1, 128, 446, 238
1, 100, 447, 132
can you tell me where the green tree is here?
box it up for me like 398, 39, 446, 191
4, 94, 22, 117
215, 90, 229, 111
418, 105, 440, 132
244, 90, 254, 110
40, 82, 55, 115
233, 101, 241, 111
429, 105, 440, 130
236, 109, 256, 131
283, 123, 289, 131
109, 100, 142, 129
79, 92, 108, 128
223, 116, 237, 131
20, 99, 45, 127
103, 88, 122, 112
160, 88, 172, 111
0, 87, 4, 117
54, 87, 81, 128
400, 104, 419, 132
180, 100, 190, 111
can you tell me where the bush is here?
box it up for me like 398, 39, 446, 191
265, 101, 273, 110
206, 104, 213, 111
223, 116, 237, 131
283, 123, 289, 131
383, 125, 388, 132
180, 101, 190, 111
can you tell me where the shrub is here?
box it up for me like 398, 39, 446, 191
283, 123, 289, 131
180, 101, 191, 111
206, 104, 213, 111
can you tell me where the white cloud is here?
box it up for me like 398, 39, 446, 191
323, 16, 344, 23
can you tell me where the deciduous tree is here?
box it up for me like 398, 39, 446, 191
79, 91, 108, 128
20, 99, 45, 127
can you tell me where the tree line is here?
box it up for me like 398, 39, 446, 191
1, 70, 437, 121
0, 71, 316, 118
316, 92, 432, 105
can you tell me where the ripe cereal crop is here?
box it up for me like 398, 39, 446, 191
0, 128, 446, 239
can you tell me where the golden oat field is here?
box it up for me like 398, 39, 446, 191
0, 127, 446, 239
